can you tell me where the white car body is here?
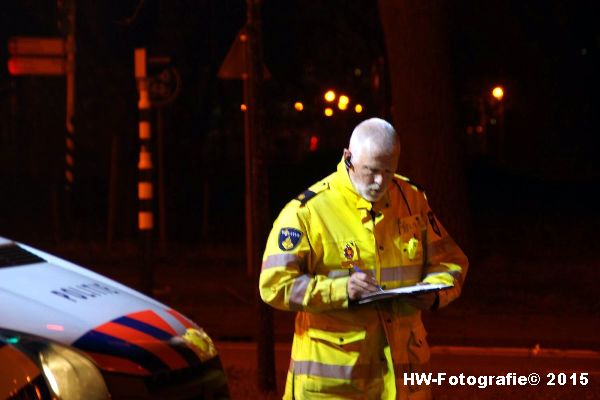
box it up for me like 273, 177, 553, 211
0, 236, 229, 399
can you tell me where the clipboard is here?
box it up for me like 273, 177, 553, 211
356, 283, 453, 305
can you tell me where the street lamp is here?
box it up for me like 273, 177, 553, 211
492, 86, 504, 101
324, 90, 336, 102
338, 95, 349, 111
490, 85, 505, 163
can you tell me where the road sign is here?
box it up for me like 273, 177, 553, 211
218, 27, 270, 80
218, 29, 247, 79
7, 37, 66, 76
7, 57, 66, 76
148, 66, 181, 107
8, 37, 65, 56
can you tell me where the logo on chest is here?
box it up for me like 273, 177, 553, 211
340, 241, 363, 269
405, 237, 420, 260
344, 243, 355, 260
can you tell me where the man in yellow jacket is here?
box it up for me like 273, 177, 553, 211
260, 118, 468, 399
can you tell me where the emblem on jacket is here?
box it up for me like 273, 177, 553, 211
406, 237, 419, 260
427, 211, 442, 237
344, 244, 354, 260
341, 241, 361, 269
279, 228, 303, 251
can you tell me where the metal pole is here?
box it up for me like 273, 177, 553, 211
64, 0, 75, 193
135, 48, 155, 296
245, 0, 276, 394
241, 29, 253, 277
107, 134, 119, 250
58, 0, 76, 238
157, 107, 167, 255
497, 100, 505, 164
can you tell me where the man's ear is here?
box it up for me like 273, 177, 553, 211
343, 149, 353, 169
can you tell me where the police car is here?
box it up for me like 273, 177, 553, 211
0, 236, 230, 399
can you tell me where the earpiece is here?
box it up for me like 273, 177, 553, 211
344, 156, 353, 169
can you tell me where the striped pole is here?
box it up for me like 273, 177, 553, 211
61, 0, 76, 194
135, 48, 154, 294
55, 0, 77, 241
65, 33, 75, 192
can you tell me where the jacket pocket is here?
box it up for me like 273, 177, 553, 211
307, 328, 366, 364
302, 328, 367, 393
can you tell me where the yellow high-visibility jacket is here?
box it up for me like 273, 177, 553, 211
260, 160, 468, 399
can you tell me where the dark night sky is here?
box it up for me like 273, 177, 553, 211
451, 0, 599, 179
0, 0, 599, 244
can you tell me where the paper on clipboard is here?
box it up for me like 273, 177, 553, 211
357, 283, 453, 305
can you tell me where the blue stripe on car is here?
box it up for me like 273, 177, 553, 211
112, 316, 173, 340
111, 316, 204, 367
73, 330, 169, 373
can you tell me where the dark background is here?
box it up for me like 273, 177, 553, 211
0, 1, 599, 325
1, 1, 598, 244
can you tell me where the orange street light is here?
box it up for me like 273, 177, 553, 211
324, 107, 333, 117
354, 104, 363, 113
338, 95, 350, 111
324, 90, 336, 102
294, 101, 304, 111
492, 86, 504, 101
240, 103, 247, 112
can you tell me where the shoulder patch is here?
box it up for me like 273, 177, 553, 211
294, 181, 329, 205
295, 190, 317, 204
278, 228, 303, 251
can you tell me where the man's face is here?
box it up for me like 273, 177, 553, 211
346, 148, 399, 202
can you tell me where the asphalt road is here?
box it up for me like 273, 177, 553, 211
216, 341, 600, 399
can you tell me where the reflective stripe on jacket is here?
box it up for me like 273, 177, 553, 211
260, 160, 468, 399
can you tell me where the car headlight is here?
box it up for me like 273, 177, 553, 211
39, 343, 110, 400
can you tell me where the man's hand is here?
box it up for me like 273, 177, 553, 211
348, 271, 381, 300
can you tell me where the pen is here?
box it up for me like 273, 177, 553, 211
352, 265, 383, 291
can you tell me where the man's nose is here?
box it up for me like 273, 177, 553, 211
373, 173, 384, 185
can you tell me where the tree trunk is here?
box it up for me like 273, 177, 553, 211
378, 0, 471, 251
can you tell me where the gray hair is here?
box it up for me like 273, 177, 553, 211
348, 118, 400, 157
